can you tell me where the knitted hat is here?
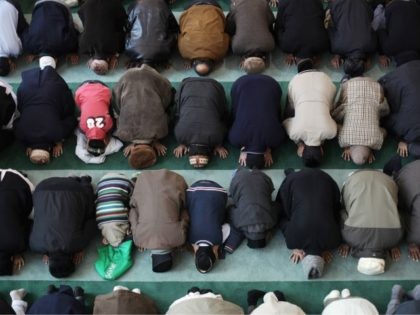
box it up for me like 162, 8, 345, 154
246, 153, 265, 169
49, 253, 75, 278
39, 56, 56, 70
30, 149, 50, 165
89, 59, 109, 75
189, 144, 210, 168
357, 257, 385, 275
0, 57, 11, 76
247, 238, 266, 249
302, 255, 325, 279
0, 253, 12, 276
302, 145, 322, 167
297, 58, 314, 73
88, 139, 106, 156
152, 253, 172, 273
128, 145, 157, 169
195, 246, 216, 273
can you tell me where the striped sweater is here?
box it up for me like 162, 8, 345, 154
96, 173, 134, 226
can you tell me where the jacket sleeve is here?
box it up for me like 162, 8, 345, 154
112, 81, 123, 118
274, 0, 290, 35
168, 11, 180, 35
15, 1, 28, 37
59, 88, 77, 140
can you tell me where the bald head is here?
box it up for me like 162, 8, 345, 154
350, 146, 371, 165
89, 59, 109, 75
194, 61, 211, 76
242, 57, 266, 74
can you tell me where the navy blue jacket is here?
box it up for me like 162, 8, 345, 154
0, 170, 33, 256
27, 285, 87, 314
15, 67, 77, 150
175, 77, 228, 148
22, 0, 78, 56
379, 60, 420, 143
228, 74, 285, 152
276, 169, 342, 255
187, 180, 227, 246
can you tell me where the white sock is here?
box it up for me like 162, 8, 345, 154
132, 288, 141, 294
341, 289, 351, 299
113, 286, 129, 292
10, 289, 27, 301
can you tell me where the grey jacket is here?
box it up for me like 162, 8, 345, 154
395, 160, 420, 245
341, 170, 403, 257
113, 65, 173, 143
228, 168, 278, 241
226, 0, 275, 56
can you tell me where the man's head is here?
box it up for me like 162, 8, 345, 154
189, 144, 210, 168
128, 144, 157, 169
349, 145, 371, 165
88, 139, 106, 156
193, 59, 213, 76
0, 57, 11, 76
39, 56, 57, 70
195, 246, 216, 273
297, 58, 314, 73
343, 57, 365, 78
49, 253, 75, 278
242, 57, 266, 74
357, 257, 385, 275
89, 59, 109, 75
30, 149, 51, 165
0, 253, 13, 276
302, 255, 325, 279
302, 145, 323, 167
245, 152, 265, 169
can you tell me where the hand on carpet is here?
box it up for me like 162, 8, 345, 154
389, 247, 401, 261
408, 243, 420, 262
214, 146, 229, 159
338, 244, 350, 258
290, 249, 305, 264
174, 144, 188, 158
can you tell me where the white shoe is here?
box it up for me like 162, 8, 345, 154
10, 289, 27, 301
341, 289, 351, 298
113, 286, 129, 292
132, 288, 141, 294
323, 290, 340, 305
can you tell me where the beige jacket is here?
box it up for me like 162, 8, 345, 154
129, 169, 188, 250
283, 71, 337, 146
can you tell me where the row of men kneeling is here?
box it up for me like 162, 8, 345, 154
1, 284, 420, 314
1, 55, 420, 168
1, 158, 419, 280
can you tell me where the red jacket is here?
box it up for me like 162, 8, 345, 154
75, 82, 113, 141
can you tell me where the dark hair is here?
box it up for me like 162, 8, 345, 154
302, 145, 322, 167
87, 140, 106, 156
0, 57, 11, 76
48, 253, 75, 278
195, 247, 216, 273
297, 58, 314, 73
189, 144, 210, 157
246, 153, 265, 169
343, 58, 365, 78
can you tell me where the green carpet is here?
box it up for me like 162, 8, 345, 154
0, 1, 419, 314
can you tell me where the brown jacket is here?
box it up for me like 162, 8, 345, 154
178, 5, 229, 61
93, 290, 158, 314
129, 169, 189, 250
113, 65, 173, 143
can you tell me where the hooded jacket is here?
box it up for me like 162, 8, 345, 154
378, 0, 420, 56
29, 177, 96, 255
379, 60, 420, 143
22, 0, 78, 56
333, 77, 389, 150
75, 81, 113, 141
113, 65, 173, 143
283, 70, 337, 146
78, 0, 127, 58
27, 285, 87, 314
174, 77, 228, 148
0, 169, 33, 256
328, 0, 377, 57
15, 66, 77, 150
228, 168, 278, 242
93, 290, 159, 314
187, 180, 227, 246
276, 169, 342, 255
275, 0, 329, 58
125, 0, 178, 63
129, 170, 188, 250
394, 160, 420, 245
178, 3, 229, 61
341, 170, 403, 257
226, 0, 275, 57
229, 74, 286, 152
0, 0, 28, 58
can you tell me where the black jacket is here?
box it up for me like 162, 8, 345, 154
125, 0, 178, 63
78, 0, 127, 58
378, 0, 420, 56
228, 168, 278, 241
5, 0, 28, 39
15, 67, 77, 150
275, 0, 329, 58
0, 170, 33, 256
29, 177, 96, 255
0, 84, 17, 151
174, 77, 228, 148
228, 74, 286, 152
276, 169, 341, 255
22, 0, 78, 56
328, 0, 377, 57
379, 60, 420, 143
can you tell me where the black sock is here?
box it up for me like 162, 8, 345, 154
247, 290, 266, 307
274, 290, 285, 302
188, 287, 200, 294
